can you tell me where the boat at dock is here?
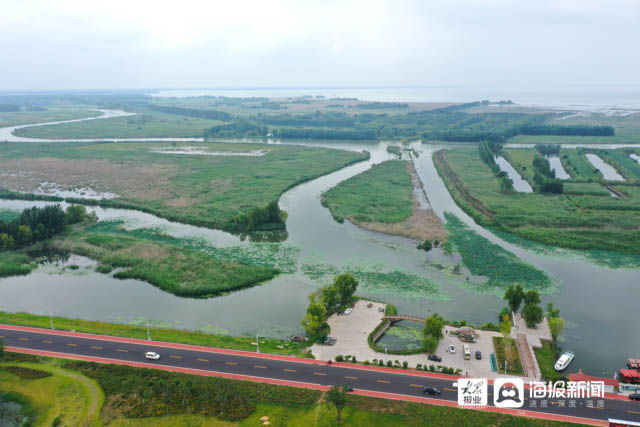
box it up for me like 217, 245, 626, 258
554, 352, 575, 371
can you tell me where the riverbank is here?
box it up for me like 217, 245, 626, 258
321, 159, 446, 242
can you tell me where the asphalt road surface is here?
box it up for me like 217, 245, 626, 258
1, 325, 639, 425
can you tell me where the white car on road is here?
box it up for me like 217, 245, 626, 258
145, 351, 160, 360
344, 308, 353, 315
448, 344, 456, 354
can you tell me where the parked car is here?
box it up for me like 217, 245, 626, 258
475, 351, 482, 360
344, 308, 353, 315
448, 344, 456, 354
323, 336, 337, 346
145, 351, 160, 360
423, 386, 441, 396
630, 392, 640, 401
428, 354, 442, 362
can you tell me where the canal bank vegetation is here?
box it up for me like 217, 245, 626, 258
0, 355, 569, 427
0, 141, 368, 233
321, 160, 447, 241
436, 147, 640, 258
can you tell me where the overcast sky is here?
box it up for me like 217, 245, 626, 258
1, 0, 639, 90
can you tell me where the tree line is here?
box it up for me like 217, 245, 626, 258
231, 201, 287, 232
147, 104, 232, 121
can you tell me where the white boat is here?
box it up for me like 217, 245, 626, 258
554, 352, 575, 371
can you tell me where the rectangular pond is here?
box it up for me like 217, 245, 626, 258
546, 155, 571, 180
585, 153, 625, 181
494, 156, 533, 192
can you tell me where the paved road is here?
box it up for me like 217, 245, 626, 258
1, 325, 639, 425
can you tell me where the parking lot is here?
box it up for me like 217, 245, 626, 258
434, 325, 501, 377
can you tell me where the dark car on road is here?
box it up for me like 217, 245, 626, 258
475, 351, 482, 360
630, 392, 640, 401
423, 386, 441, 396
428, 354, 442, 362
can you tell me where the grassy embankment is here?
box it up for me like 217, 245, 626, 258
0, 141, 368, 232
444, 213, 553, 295
0, 311, 305, 355
0, 108, 100, 127
321, 160, 446, 241
435, 147, 640, 262
13, 107, 227, 139
0, 355, 570, 426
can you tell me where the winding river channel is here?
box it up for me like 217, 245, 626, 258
0, 113, 639, 376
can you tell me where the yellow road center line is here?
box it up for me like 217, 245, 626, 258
43, 340, 53, 344
66, 343, 77, 347
410, 384, 423, 388
377, 380, 390, 384
197, 358, 209, 362
117, 349, 128, 352
0, 335, 4, 338
170, 355, 182, 359
444, 388, 457, 392
225, 362, 237, 366
254, 365, 267, 369
91, 346, 102, 350
345, 376, 358, 380
627, 410, 640, 415
313, 372, 326, 376
18, 338, 28, 341
284, 368, 297, 372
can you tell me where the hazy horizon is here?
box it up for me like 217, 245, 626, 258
1, 0, 639, 91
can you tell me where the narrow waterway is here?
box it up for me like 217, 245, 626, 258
546, 155, 571, 180
585, 153, 625, 181
0, 113, 639, 375
494, 156, 534, 192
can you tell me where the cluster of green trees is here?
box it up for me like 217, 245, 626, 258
535, 144, 561, 156
147, 104, 232, 121
520, 124, 614, 137
272, 128, 377, 140
422, 313, 445, 353
301, 274, 359, 341
501, 285, 545, 328
231, 201, 287, 232
0, 205, 91, 251
204, 122, 268, 138
197, 99, 616, 143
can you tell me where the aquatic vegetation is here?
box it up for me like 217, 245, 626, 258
302, 262, 448, 301
86, 220, 301, 274
444, 213, 554, 295
385, 325, 423, 343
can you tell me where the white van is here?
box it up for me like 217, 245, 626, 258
463, 344, 471, 360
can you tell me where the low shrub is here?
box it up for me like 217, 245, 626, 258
386, 361, 393, 367
1, 366, 52, 379
402, 361, 408, 369
335, 355, 344, 362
